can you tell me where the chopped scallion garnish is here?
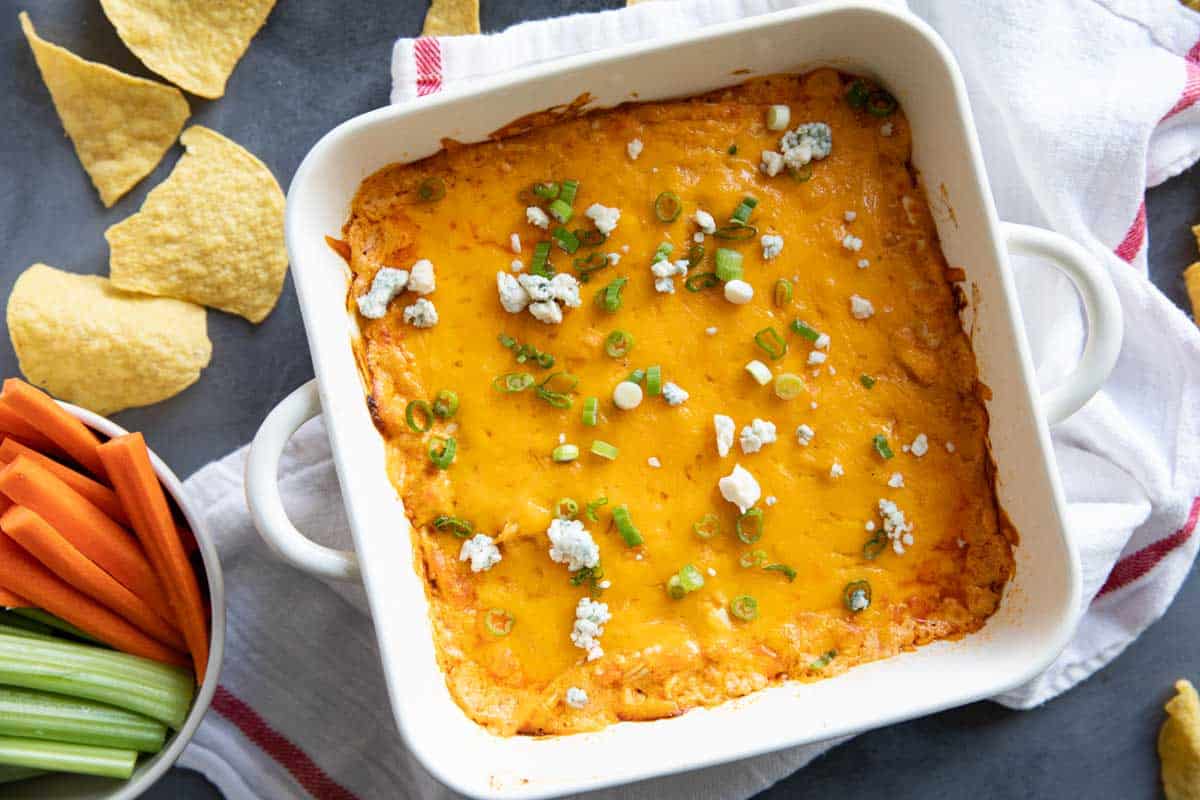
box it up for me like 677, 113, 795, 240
484, 608, 514, 636
713, 224, 756, 240
582, 396, 599, 426
773, 373, 805, 400
754, 327, 788, 360
532, 181, 560, 200
860, 374, 877, 389
575, 228, 607, 247
590, 440, 619, 460
604, 330, 634, 358
536, 372, 578, 409
570, 563, 605, 589
714, 248, 743, 282
645, 365, 662, 396
693, 513, 720, 540
556, 497, 579, 519
810, 649, 837, 669
585, 496, 609, 521
730, 196, 758, 225
867, 90, 898, 117
548, 198, 573, 224
846, 79, 870, 109
432, 515, 473, 538
552, 226, 580, 254
739, 549, 767, 568
764, 563, 797, 582
773, 278, 793, 308
417, 176, 446, 202
429, 436, 457, 469
730, 595, 759, 622
789, 163, 814, 182
559, 179, 579, 206
790, 320, 820, 342
736, 508, 763, 544
844, 580, 872, 613
653, 241, 674, 262
687, 243, 705, 269
596, 276, 628, 313
573, 252, 610, 282
654, 191, 682, 222
531, 241, 554, 277
873, 434, 894, 460
493, 372, 535, 393
667, 564, 704, 599
431, 390, 459, 419
627, 368, 646, 385
684, 272, 720, 292
727, 143, 738, 155
612, 504, 643, 546
405, 400, 433, 433
863, 531, 887, 560
552, 444, 580, 462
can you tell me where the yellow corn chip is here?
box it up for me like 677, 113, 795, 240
106, 126, 287, 324
19, 12, 188, 208
1185, 263, 1200, 324
423, 0, 480, 35
7, 264, 211, 415
1161, 679, 1200, 800
98, 0, 276, 99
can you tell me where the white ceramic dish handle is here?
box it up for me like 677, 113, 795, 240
1001, 222, 1123, 425
247, 223, 1122, 580
245, 379, 360, 580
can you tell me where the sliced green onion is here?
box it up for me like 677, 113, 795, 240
596, 276, 628, 313
605, 330, 635, 358
754, 327, 788, 360
405, 400, 433, 432
498, 332, 517, 349
559, 179, 579, 206
590, 440, 619, 460
570, 564, 605, 588
582, 396, 600, 426
846, 79, 870, 109
612, 505, 643, 546
739, 549, 768, 568
773, 278, 793, 308
431, 390, 459, 419
535, 351, 556, 369
713, 224, 756, 240
645, 365, 662, 396
736, 508, 764, 544
693, 513, 720, 540
774, 373, 805, 400
867, 90, 898, 117
552, 226, 581, 254
730, 595, 759, 622
417, 176, 446, 202
627, 368, 646, 384
687, 243, 705, 268
863, 531, 887, 560
585, 496, 609, 521
745, 360, 773, 385
860, 374, 877, 389
678, 564, 705, 592
766, 104, 790, 131
573, 252, 610, 282
552, 444, 580, 462
810, 649, 837, 669
532, 181, 560, 200
684, 272, 720, 292
764, 563, 797, 582
575, 228, 607, 247
0, 736, 136, 780
432, 515, 473, 538
653, 241, 675, 262
873, 434, 894, 460
556, 498, 579, 519
0, 686, 166, 753
730, 195, 758, 225
790, 320, 820, 342
844, 580, 872, 613
789, 163, 814, 182
493, 372, 534, 392
548, 198, 573, 224
531, 241, 554, 277
536, 371, 578, 409
666, 575, 686, 600
429, 436, 457, 469
484, 608, 514, 636
654, 191, 682, 222
727, 143, 738, 155
714, 248, 744, 281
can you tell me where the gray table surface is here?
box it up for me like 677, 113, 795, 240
2, 1, 1197, 797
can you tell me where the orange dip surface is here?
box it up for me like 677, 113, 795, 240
342, 71, 1015, 736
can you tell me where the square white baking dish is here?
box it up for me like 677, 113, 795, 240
246, 2, 1122, 796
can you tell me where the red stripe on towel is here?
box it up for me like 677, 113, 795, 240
414, 37, 443, 97
1097, 496, 1200, 598
1188, 38, 1199, 64
1164, 61, 1200, 119
1114, 200, 1146, 263
212, 686, 360, 800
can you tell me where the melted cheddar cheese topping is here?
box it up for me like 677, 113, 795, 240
343, 71, 1015, 736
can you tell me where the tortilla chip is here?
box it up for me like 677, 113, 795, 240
98, 0, 276, 99
1161, 679, 1200, 800
423, 0, 480, 35
105, 126, 287, 323
7, 264, 211, 415
19, 12, 189, 208
1185, 263, 1200, 324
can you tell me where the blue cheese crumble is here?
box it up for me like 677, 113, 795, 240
661, 381, 689, 406
850, 294, 875, 319
459, 533, 501, 573
879, 498, 914, 554
761, 234, 784, 260
408, 259, 435, 295
652, 258, 689, 294
693, 209, 716, 234
565, 687, 589, 709
911, 433, 929, 457
571, 597, 611, 661
585, 203, 621, 235
626, 138, 643, 160
739, 418, 777, 454
496, 272, 529, 313
718, 464, 761, 513
548, 518, 600, 572
526, 206, 550, 229
795, 423, 814, 446
714, 414, 735, 457
402, 298, 438, 328
356, 267, 408, 319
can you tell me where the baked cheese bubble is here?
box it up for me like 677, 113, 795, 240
19, 11, 189, 208
6, 265, 211, 416
99, 0, 276, 99
105, 126, 287, 324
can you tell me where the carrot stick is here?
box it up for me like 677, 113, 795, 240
1, 506, 184, 650
0, 589, 28, 609
0, 380, 104, 479
0, 440, 128, 526
0, 401, 58, 454
0, 456, 172, 625
0, 534, 187, 667
98, 435, 209, 685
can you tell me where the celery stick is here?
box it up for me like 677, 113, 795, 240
0, 764, 46, 784
0, 623, 58, 643
12, 609, 103, 644
0, 736, 136, 780
0, 611, 57, 639
0, 633, 194, 729
0, 687, 166, 753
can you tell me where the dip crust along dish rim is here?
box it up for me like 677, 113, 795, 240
249, 4, 1120, 796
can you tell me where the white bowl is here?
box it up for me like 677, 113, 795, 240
6, 403, 225, 800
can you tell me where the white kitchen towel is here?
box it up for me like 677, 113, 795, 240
179, 1, 1200, 798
